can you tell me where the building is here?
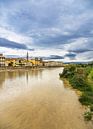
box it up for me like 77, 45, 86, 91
29, 58, 44, 67
44, 61, 63, 67
0, 54, 5, 67
27, 52, 29, 61
5, 58, 33, 67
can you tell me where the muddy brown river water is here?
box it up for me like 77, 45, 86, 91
0, 68, 92, 129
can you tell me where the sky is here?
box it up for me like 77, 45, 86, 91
0, 0, 93, 62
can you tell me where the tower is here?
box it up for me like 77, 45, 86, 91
27, 52, 29, 61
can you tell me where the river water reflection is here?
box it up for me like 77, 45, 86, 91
0, 68, 92, 129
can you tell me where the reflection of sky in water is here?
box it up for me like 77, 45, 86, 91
0, 68, 63, 101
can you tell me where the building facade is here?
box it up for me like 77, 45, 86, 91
0, 54, 5, 67
44, 61, 63, 67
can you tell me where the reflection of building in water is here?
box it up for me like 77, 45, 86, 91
0, 72, 6, 87
38, 69, 43, 79
0, 69, 44, 89
1, 71, 24, 81
7, 72, 17, 80
0, 54, 5, 67
26, 71, 29, 83
31, 69, 43, 79
18, 71, 25, 78
25, 69, 43, 83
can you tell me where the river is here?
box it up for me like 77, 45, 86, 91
0, 68, 92, 129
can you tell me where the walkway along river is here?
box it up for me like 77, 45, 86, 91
0, 68, 92, 129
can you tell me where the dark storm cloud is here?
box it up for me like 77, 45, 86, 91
65, 53, 76, 60
69, 49, 93, 54
0, 38, 34, 51
49, 55, 64, 60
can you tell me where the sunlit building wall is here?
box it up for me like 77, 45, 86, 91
0, 54, 5, 67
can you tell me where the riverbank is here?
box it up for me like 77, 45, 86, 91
59, 65, 93, 121
62, 79, 82, 96
0, 66, 62, 72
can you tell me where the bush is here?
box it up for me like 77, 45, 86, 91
85, 67, 92, 76
84, 111, 92, 121
60, 65, 93, 111
79, 94, 93, 106
89, 69, 93, 80
60, 65, 76, 78
59, 68, 69, 78
90, 105, 93, 112
69, 74, 87, 90
84, 91, 93, 96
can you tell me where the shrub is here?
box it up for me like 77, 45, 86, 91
85, 67, 92, 76
69, 74, 87, 90
60, 65, 93, 111
84, 111, 92, 121
90, 105, 93, 112
60, 65, 76, 78
89, 69, 93, 80
79, 94, 93, 106
59, 68, 69, 78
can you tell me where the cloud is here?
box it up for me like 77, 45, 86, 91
0, 38, 34, 51
77, 51, 93, 61
0, 0, 93, 62
65, 37, 93, 52
0, 27, 32, 44
68, 49, 93, 54
65, 52, 76, 60
49, 55, 64, 60
33, 55, 64, 61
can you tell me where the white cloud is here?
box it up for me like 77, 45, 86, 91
63, 37, 92, 52
0, 0, 93, 62
0, 27, 32, 44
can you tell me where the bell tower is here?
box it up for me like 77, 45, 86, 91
27, 52, 29, 61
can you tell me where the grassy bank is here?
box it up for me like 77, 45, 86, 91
60, 64, 93, 121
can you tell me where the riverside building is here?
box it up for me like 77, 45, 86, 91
0, 54, 5, 67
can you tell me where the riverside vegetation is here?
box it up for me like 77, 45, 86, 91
59, 63, 93, 121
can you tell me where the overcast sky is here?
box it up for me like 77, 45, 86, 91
0, 0, 93, 62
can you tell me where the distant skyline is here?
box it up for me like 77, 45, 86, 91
0, 0, 93, 62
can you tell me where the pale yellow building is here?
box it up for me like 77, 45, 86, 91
29, 58, 43, 67
0, 54, 5, 67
